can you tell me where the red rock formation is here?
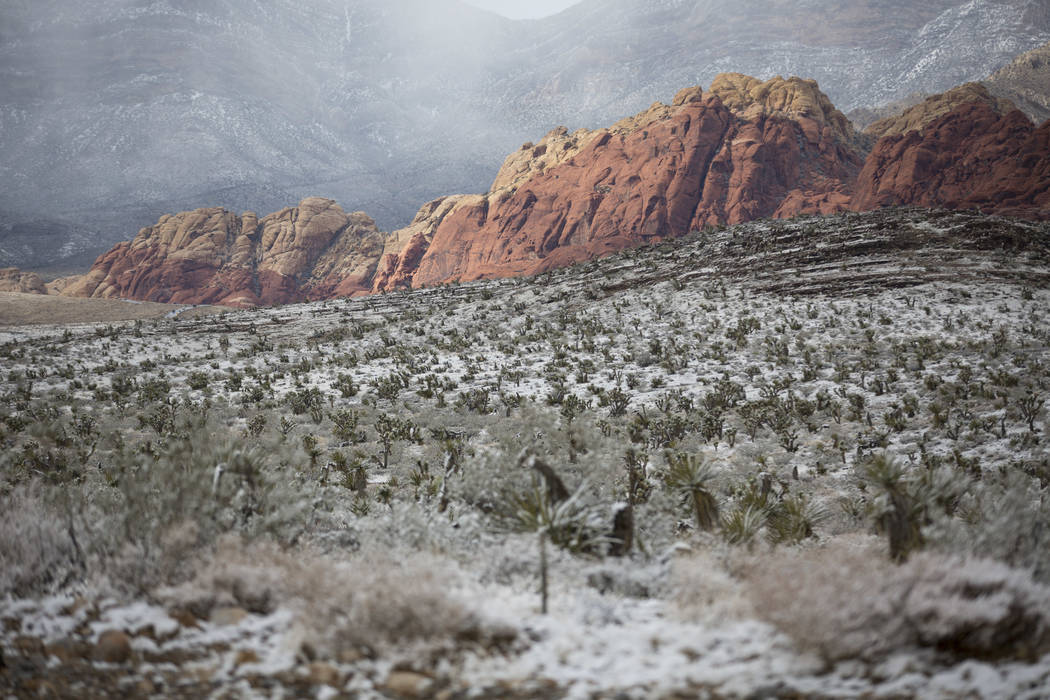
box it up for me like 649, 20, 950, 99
62, 198, 385, 307
853, 102, 1050, 217
375, 76, 865, 290
59, 73, 1050, 306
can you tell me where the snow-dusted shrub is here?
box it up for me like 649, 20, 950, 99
746, 539, 1050, 663
89, 423, 314, 593
903, 553, 1050, 661
745, 538, 912, 662
672, 549, 754, 624
165, 537, 504, 657
0, 483, 79, 596
927, 471, 1050, 583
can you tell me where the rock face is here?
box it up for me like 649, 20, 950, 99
62, 198, 385, 307
0, 268, 47, 294
854, 101, 1050, 217
63, 73, 1050, 306
863, 83, 1017, 139
373, 77, 865, 291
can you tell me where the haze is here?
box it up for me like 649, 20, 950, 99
462, 0, 581, 19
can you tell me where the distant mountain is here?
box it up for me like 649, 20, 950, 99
985, 40, 1050, 125
3, 0, 1049, 268
59, 71, 1050, 306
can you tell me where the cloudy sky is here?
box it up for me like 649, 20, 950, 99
462, 0, 582, 19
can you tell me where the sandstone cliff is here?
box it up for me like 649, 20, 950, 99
61, 198, 385, 307
0, 268, 47, 295
62, 72, 1050, 306
853, 101, 1050, 216
372, 76, 865, 291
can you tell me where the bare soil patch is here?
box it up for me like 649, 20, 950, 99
0, 292, 222, 327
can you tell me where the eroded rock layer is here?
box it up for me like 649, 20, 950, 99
62, 73, 1050, 305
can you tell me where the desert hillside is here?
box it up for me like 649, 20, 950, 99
2, 208, 1049, 697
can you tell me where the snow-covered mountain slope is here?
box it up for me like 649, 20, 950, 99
1, 0, 1048, 268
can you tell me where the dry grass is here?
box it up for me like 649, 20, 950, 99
161, 537, 502, 658
0, 292, 222, 326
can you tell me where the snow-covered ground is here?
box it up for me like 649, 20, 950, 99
2, 208, 1049, 697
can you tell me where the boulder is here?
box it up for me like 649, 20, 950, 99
92, 630, 132, 664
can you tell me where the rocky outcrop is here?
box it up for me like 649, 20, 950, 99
0, 268, 47, 294
847, 93, 929, 133
709, 74, 863, 149
854, 101, 1050, 217
61, 198, 385, 307
984, 40, 1050, 126
864, 83, 1017, 139
61, 72, 1050, 306
373, 77, 865, 291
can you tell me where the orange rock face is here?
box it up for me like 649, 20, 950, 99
853, 102, 1050, 217
61, 198, 385, 307
59, 74, 1050, 306
375, 78, 865, 290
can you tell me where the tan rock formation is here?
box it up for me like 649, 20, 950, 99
0, 268, 47, 295
864, 82, 1017, 139
62, 198, 385, 307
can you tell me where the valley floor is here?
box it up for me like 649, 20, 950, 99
2, 209, 1049, 698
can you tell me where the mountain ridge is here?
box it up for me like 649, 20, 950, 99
54, 71, 1050, 307
3, 0, 1049, 268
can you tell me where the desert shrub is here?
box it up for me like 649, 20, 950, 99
163, 537, 504, 657
83, 423, 313, 593
745, 539, 1050, 664
672, 550, 754, 624
927, 470, 1050, 583
0, 483, 81, 596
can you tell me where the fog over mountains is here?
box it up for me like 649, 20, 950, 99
2, 0, 1049, 268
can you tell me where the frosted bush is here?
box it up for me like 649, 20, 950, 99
0, 483, 79, 596
746, 538, 1050, 663
904, 552, 1050, 660
86, 423, 316, 594
163, 537, 504, 657
926, 471, 1050, 583
672, 549, 754, 623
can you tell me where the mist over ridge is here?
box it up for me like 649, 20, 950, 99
1, 0, 1048, 269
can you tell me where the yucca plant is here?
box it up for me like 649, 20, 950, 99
766, 493, 828, 545
722, 504, 766, 546
860, 453, 924, 562
502, 477, 608, 554
665, 451, 720, 531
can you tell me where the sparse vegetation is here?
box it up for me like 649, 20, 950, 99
2, 208, 1049, 697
